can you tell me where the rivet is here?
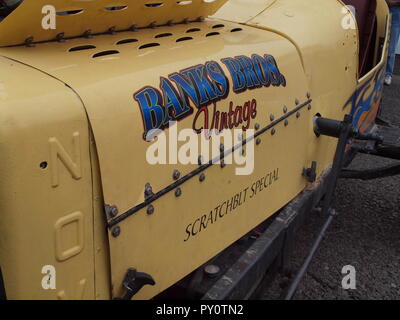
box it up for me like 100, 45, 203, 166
256, 138, 261, 145
130, 24, 138, 31
110, 205, 118, 218
105, 204, 119, 220
295, 99, 300, 105
175, 188, 182, 197
283, 106, 288, 113
109, 26, 116, 34
255, 123, 260, 130
199, 173, 206, 182
25, 36, 34, 47
56, 32, 65, 42
83, 29, 93, 38
270, 114, 275, 122
284, 119, 289, 126
167, 20, 174, 26
296, 112, 301, 118
111, 226, 121, 238
147, 204, 155, 215
149, 21, 157, 29
271, 128, 276, 135
173, 169, 180, 180
183, 18, 190, 24
144, 183, 153, 198
307, 92, 311, 99
308, 104, 312, 110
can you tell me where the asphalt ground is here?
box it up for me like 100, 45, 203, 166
261, 56, 400, 300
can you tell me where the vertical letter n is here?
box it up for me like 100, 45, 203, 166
49, 132, 82, 187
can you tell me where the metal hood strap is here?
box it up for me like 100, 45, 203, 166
0, 0, 228, 47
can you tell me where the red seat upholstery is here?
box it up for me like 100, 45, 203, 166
343, 0, 377, 76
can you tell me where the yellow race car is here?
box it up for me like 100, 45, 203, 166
0, 0, 395, 299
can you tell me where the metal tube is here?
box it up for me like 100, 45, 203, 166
314, 117, 344, 138
284, 212, 334, 300
284, 115, 353, 300
341, 164, 400, 180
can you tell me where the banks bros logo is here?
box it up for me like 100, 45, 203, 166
134, 54, 286, 139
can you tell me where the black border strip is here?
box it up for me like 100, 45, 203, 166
107, 98, 312, 228
0, 267, 6, 300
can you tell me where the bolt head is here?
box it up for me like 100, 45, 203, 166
270, 114, 275, 122
145, 183, 152, 194
254, 123, 260, 130
295, 99, 300, 105
25, 36, 35, 47
110, 205, 118, 217
296, 112, 301, 118
56, 33, 65, 42
111, 226, 121, 238
284, 119, 289, 126
105, 204, 118, 219
283, 106, 288, 113
83, 29, 93, 38
173, 169, 180, 180
271, 128, 276, 135
147, 204, 155, 215
199, 173, 206, 182
256, 138, 261, 145
175, 188, 182, 197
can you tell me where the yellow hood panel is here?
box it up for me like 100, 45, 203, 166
0, 20, 314, 298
